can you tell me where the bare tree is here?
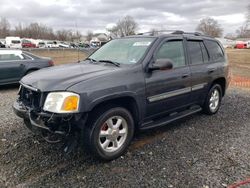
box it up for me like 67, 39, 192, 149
247, 4, 250, 28
108, 15, 138, 37
86, 30, 93, 41
0, 17, 10, 38
14, 23, 25, 38
235, 4, 250, 38
196, 17, 223, 37
0, 19, 81, 41
236, 25, 250, 38
56, 29, 70, 41
107, 26, 119, 38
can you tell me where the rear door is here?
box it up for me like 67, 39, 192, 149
186, 38, 224, 104
145, 38, 192, 118
0, 53, 26, 84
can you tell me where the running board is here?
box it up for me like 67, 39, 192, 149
140, 106, 202, 130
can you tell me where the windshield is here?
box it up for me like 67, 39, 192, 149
89, 37, 155, 64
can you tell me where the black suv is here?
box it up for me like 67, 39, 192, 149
13, 31, 229, 160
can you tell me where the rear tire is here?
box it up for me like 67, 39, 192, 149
203, 84, 222, 115
84, 106, 134, 161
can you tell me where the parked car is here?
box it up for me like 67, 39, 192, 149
78, 43, 90, 48
45, 41, 54, 48
0, 50, 54, 85
235, 41, 247, 49
13, 31, 229, 161
5, 37, 22, 49
58, 42, 70, 48
51, 41, 59, 48
0, 41, 5, 48
22, 40, 36, 48
34, 40, 46, 48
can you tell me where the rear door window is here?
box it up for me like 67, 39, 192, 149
187, 40, 210, 64
187, 41, 203, 65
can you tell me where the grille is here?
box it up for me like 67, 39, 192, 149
19, 86, 42, 109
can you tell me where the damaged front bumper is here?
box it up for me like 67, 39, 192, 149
13, 100, 87, 140
13, 100, 88, 152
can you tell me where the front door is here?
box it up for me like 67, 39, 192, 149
145, 39, 192, 119
0, 53, 24, 84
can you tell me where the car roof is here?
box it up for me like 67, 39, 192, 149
123, 30, 216, 41
0, 49, 22, 55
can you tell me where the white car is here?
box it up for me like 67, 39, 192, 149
5, 37, 22, 49
45, 41, 54, 48
58, 42, 70, 48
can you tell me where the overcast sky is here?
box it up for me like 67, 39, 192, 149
0, 0, 249, 36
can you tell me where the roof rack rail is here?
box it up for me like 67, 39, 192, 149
137, 30, 204, 36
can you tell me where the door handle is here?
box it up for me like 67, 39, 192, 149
182, 74, 189, 78
208, 68, 216, 73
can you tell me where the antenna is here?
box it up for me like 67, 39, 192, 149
75, 20, 80, 63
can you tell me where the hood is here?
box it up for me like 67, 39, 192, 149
21, 62, 118, 92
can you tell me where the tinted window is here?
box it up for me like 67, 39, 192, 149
187, 41, 203, 65
155, 40, 185, 68
200, 42, 209, 63
204, 40, 224, 61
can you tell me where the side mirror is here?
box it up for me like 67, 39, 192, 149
149, 59, 173, 71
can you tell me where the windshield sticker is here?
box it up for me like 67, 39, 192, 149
133, 41, 152, 46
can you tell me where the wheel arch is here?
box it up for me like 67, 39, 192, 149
211, 77, 226, 96
87, 96, 141, 129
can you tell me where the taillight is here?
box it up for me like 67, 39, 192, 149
48, 60, 54, 66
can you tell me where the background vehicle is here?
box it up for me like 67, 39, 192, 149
13, 31, 229, 161
45, 41, 54, 48
0, 41, 5, 48
0, 50, 54, 85
5, 37, 22, 49
51, 41, 59, 48
58, 42, 70, 48
34, 40, 46, 48
235, 41, 247, 49
22, 39, 36, 48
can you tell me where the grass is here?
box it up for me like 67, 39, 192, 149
27, 49, 88, 65
226, 49, 250, 79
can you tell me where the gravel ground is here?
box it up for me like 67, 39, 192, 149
0, 85, 250, 188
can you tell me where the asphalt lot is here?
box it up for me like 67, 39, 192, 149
0, 85, 250, 188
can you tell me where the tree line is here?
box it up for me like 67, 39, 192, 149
0, 18, 82, 41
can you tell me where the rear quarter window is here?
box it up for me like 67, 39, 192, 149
204, 40, 224, 62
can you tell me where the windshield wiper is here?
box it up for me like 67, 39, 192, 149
85, 57, 97, 62
98, 60, 120, 67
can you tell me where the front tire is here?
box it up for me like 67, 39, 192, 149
203, 84, 222, 115
84, 107, 134, 161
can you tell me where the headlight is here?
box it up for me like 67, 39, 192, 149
43, 92, 80, 113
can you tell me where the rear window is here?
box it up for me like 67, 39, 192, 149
11, 40, 21, 44
204, 40, 224, 61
